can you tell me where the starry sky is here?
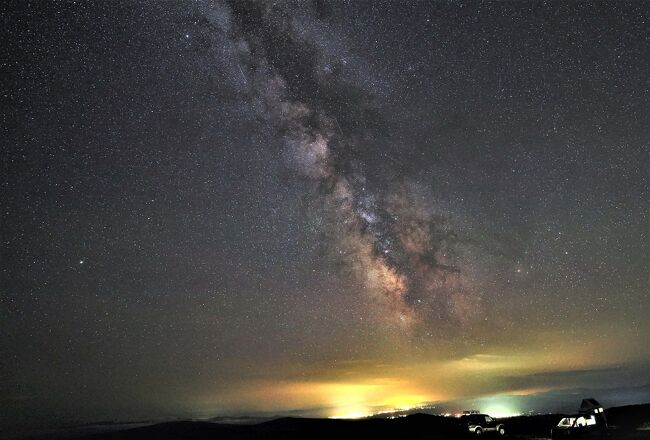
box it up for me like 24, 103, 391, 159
2, 0, 649, 429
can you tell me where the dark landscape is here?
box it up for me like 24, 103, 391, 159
9, 404, 647, 440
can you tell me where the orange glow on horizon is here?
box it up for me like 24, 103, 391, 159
191, 338, 633, 419
198, 378, 438, 419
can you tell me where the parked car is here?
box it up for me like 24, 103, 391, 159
459, 413, 506, 436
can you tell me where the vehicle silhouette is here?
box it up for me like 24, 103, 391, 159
459, 413, 506, 436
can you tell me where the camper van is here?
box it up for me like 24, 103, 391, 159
551, 398, 608, 439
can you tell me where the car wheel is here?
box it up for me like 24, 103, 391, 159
498, 426, 506, 436
475, 427, 483, 436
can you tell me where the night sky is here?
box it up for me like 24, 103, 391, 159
3, 0, 649, 429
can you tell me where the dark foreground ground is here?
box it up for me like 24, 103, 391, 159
16, 404, 650, 440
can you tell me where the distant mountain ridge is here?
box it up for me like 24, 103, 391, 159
13, 403, 650, 440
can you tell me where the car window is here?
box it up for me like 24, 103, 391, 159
485, 416, 493, 423
558, 418, 576, 427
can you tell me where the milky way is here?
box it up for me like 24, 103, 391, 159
205, 1, 482, 328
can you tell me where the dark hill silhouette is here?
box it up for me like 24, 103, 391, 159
23, 404, 650, 440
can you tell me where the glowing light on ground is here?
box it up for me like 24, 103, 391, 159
329, 409, 370, 419
482, 405, 520, 418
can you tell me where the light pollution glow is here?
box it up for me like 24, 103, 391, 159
188, 335, 642, 419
